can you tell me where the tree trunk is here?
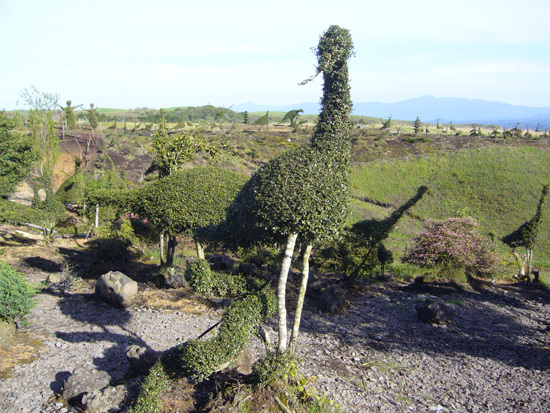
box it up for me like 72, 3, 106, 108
527, 248, 533, 280
277, 232, 298, 352
289, 244, 313, 353
159, 231, 165, 266
195, 239, 205, 259
95, 204, 99, 228
166, 234, 178, 267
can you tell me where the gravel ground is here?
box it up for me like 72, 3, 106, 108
1, 266, 549, 412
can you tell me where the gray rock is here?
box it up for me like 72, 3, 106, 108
208, 254, 235, 271
95, 271, 138, 307
318, 285, 346, 314
81, 384, 128, 413
237, 262, 262, 277
231, 348, 254, 375
307, 272, 325, 296
416, 299, 453, 325
62, 367, 111, 400
126, 345, 158, 374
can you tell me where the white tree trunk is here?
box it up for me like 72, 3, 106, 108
195, 240, 205, 259
159, 231, 165, 266
277, 232, 298, 352
95, 204, 99, 228
289, 244, 313, 353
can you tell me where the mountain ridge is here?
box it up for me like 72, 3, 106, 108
233, 96, 550, 128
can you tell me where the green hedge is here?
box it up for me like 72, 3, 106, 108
0, 261, 35, 323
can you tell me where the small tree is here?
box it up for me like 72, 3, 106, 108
413, 117, 422, 135
406, 217, 498, 281
0, 114, 39, 199
134, 167, 248, 266
146, 109, 217, 178
242, 111, 249, 125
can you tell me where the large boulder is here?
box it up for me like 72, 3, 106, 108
95, 271, 138, 308
416, 299, 453, 325
126, 344, 159, 375
237, 262, 262, 277
208, 254, 235, 272
62, 366, 111, 401
82, 384, 129, 413
318, 285, 346, 314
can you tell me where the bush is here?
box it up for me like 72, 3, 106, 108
86, 237, 132, 264
404, 217, 498, 281
0, 261, 35, 323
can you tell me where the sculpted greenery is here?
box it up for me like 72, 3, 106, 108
225, 25, 354, 352
133, 166, 248, 265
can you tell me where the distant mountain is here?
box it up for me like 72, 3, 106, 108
233, 96, 550, 129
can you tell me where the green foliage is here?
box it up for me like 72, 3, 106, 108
135, 166, 248, 243
84, 104, 98, 129
227, 25, 354, 248
177, 291, 275, 381
0, 198, 58, 226
59, 100, 81, 130
19, 85, 60, 198
253, 111, 270, 131
128, 360, 169, 413
413, 117, 422, 135
185, 259, 277, 311
0, 115, 39, 199
86, 237, 133, 264
253, 350, 298, 386
146, 109, 217, 177
53, 164, 87, 205
0, 261, 35, 323
242, 111, 249, 125
379, 116, 392, 130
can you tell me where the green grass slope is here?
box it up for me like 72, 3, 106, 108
350, 146, 550, 270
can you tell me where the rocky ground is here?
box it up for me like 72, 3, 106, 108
1, 232, 550, 412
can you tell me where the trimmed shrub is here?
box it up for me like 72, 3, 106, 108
0, 261, 35, 323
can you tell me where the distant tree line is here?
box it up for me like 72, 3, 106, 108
88, 106, 245, 124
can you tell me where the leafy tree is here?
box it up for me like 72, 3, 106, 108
146, 109, 217, 178
134, 166, 248, 265
413, 117, 422, 135
406, 217, 498, 281
58, 100, 82, 130
501, 184, 549, 280
225, 25, 354, 352
19, 85, 60, 202
0, 114, 39, 199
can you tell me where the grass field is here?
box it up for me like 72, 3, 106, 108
350, 146, 550, 276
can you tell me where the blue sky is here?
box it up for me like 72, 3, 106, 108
1, 0, 549, 110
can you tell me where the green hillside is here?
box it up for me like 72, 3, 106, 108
350, 146, 550, 271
